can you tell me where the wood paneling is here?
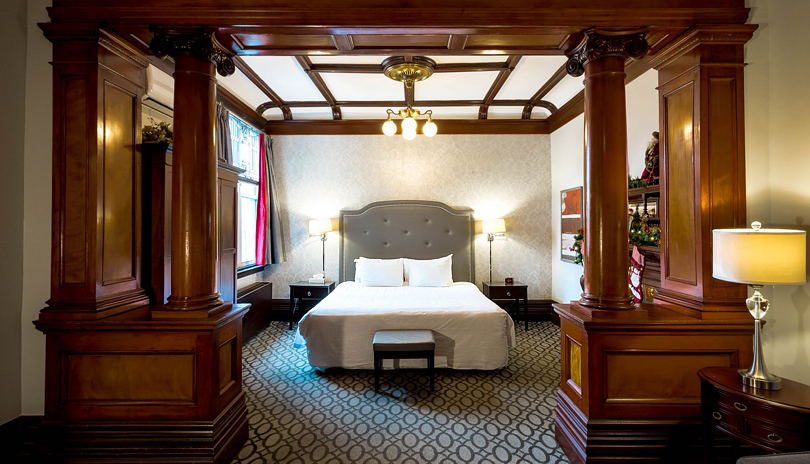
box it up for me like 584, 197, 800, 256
41, 26, 150, 320
217, 165, 240, 304
237, 282, 273, 342
663, 83, 697, 284
464, 34, 566, 50
652, 25, 754, 314
101, 81, 138, 286
604, 350, 733, 405
65, 353, 195, 403
265, 118, 549, 135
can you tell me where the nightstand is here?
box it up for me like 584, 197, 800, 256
289, 281, 335, 329
482, 281, 529, 330
699, 366, 810, 460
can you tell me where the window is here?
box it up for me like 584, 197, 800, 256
228, 114, 262, 268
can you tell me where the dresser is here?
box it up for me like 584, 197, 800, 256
699, 367, 810, 457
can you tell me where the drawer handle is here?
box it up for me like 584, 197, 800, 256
712, 411, 723, 420
767, 433, 783, 444
733, 402, 748, 412
506, 292, 511, 297
307, 291, 311, 297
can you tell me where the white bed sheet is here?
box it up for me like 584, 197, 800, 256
295, 282, 516, 370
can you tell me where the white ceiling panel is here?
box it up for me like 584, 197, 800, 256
309, 55, 388, 64
320, 73, 403, 101
429, 55, 508, 64
496, 56, 567, 100
415, 71, 500, 101
262, 107, 285, 120
531, 106, 552, 119
487, 106, 524, 119
426, 106, 480, 119
543, 74, 584, 109
242, 56, 326, 102
291, 107, 334, 120
341, 107, 390, 119
217, 69, 271, 111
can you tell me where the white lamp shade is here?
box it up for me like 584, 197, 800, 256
713, 227, 806, 285
309, 218, 333, 235
482, 218, 506, 234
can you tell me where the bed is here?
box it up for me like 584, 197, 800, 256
295, 200, 515, 370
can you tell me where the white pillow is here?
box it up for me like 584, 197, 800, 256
403, 254, 452, 282
407, 255, 453, 287
358, 258, 404, 287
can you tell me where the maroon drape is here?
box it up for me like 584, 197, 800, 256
255, 133, 268, 265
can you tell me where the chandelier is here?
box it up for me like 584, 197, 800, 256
381, 56, 438, 139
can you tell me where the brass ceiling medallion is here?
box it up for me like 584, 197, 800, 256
381, 56, 438, 139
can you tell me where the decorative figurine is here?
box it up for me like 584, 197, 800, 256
640, 131, 659, 185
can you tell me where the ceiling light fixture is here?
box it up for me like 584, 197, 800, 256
381, 56, 438, 139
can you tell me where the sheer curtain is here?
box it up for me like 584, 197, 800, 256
215, 104, 232, 164
256, 133, 286, 265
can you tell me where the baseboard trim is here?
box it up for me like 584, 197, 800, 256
0, 415, 43, 463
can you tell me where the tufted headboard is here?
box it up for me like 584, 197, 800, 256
339, 200, 475, 283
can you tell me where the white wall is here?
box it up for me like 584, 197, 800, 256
626, 71, 661, 178
0, 0, 28, 424
550, 115, 586, 304
261, 134, 553, 300
745, 0, 810, 385
20, 0, 51, 416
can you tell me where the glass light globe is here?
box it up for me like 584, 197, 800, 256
382, 119, 397, 136
402, 128, 417, 140
401, 116, 417, 132
423, 120, 437, 137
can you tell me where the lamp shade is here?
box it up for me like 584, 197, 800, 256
309, 219, 333, 235
482, 219, 506, 234
713, 226, 806, 285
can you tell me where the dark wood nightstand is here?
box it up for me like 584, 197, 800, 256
289, 281, 335, 329
699, 366, 810, 460
482, 281, 529, 330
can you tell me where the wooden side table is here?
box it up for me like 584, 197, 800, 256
482, 281, 529, 330
699, 366, 810, 460
289, 281, 335, 329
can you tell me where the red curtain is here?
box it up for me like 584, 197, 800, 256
255, 133, 268, 265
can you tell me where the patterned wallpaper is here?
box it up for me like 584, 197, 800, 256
259, 134, 552, 299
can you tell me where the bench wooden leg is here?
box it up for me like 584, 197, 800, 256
374, 353, 381, 393
428, 352, 434, 392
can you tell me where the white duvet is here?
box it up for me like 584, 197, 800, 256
295, 282, 515, 370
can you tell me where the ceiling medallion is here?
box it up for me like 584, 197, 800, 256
381, 56, 438, 140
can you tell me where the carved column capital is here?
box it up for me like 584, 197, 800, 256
566, 29, 649, 77
149, 28, 235, 77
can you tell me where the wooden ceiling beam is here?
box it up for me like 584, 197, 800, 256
447, 34, 468, 50
218, 86, 269, 130
232, 56, 292, 120
480, 55, 521, 119
265, 118, 549, 136
258, 99, 549, 109
306, 62, 513, 74
295, 56, 342, 120
522, 62, 567, 119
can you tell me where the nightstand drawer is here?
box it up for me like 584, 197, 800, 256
291, 286, 329, 299
486, 286, 526, 300
703, 404, 743, 434
747, 421, 806, 451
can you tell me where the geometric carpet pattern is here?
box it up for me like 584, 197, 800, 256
232, 320, 569, 464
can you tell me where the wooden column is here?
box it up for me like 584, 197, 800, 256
148, 30, 235, 315
650, 25, 757, 316
567, 30, 648, 310
38, 24, 149, 320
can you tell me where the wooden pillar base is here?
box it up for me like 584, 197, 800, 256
34, 304, 250, 464
553, 302, 753, 463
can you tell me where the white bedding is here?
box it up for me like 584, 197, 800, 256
295, 282, 515, 370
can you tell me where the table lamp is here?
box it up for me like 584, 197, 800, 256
483, 219, 506, 283
712, 221, 807, 390
309, 219, 333, 276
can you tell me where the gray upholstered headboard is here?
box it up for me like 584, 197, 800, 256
339, 200, 475, 283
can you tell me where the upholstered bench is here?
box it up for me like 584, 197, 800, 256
372, 330, 435, 393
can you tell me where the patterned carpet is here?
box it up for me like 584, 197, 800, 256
233, 320, 568, 464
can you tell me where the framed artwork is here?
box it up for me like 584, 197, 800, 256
561, 187, 583, 263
